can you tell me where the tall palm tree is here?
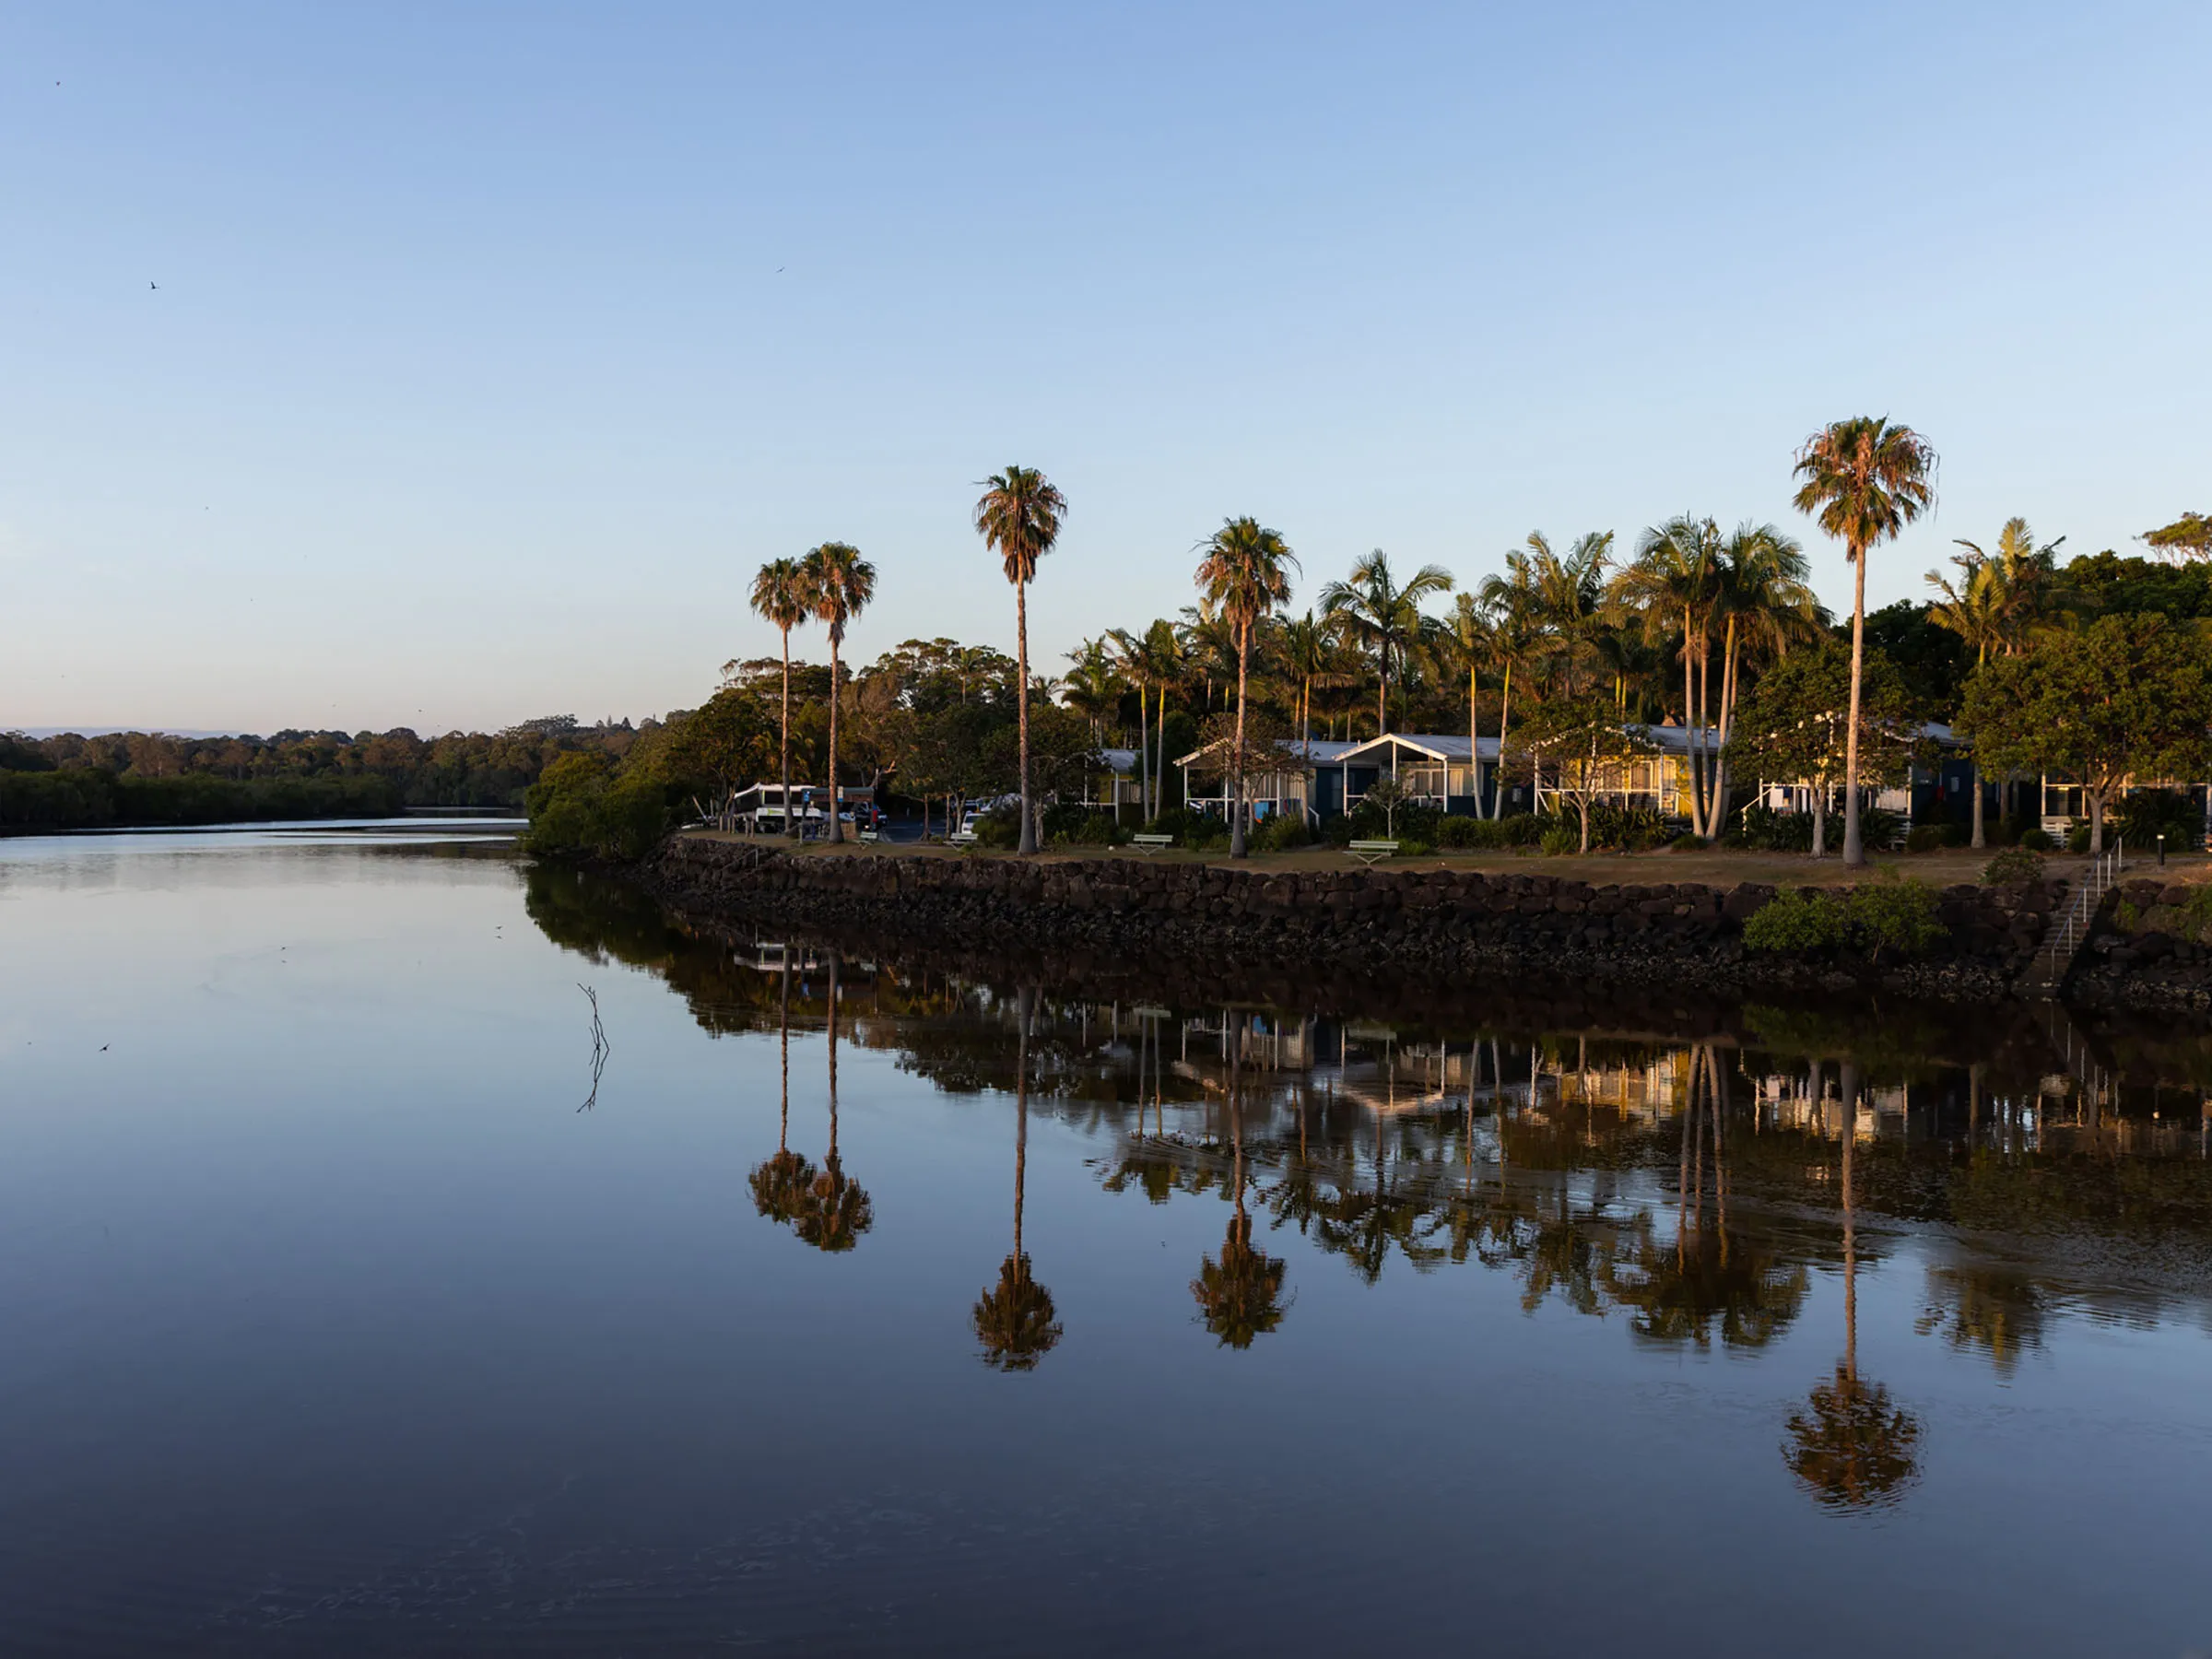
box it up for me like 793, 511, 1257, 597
1278, 609, 1352, 769
1475, 560, 1544, 818
1793, 418, 1940, 866
1709, 523, 1819, 835
973, 465, 1069, 855
1612, 515, 1724, 835
1319, 550, 1454, 734
749, 558, 814, 841
974, 988, 1062, 1370
1059, 636, 1122, 744
799, 542, 877, 846
1195, 517, 1299, 858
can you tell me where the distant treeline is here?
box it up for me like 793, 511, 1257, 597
0, 718, 649, 832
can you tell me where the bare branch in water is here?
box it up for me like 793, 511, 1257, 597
578, 983, 610, 1112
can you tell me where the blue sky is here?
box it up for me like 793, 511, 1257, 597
5, 2, 2206, 734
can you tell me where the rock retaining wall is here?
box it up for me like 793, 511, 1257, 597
639, 837, 2071, 1004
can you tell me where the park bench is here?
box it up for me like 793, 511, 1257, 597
1131, 834, 1175, 854
1347, 840, 1399, 866
948, 829, 980, 852
857, 829, 880, 844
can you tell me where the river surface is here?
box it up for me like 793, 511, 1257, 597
2, 826, 2209, 1657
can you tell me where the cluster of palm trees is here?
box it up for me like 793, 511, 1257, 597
744, 418, 1938, 868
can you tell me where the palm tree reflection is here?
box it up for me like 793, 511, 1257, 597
795, 951, 873, 1253
1192, 1033, 1288, 1347
1784, 1060, 1923, 1510
747, 947, 815, 1225
974, 988, 1062, 1370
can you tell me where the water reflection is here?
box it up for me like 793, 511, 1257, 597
522, 862, 2212, 1521
974, 988, 1062, 1371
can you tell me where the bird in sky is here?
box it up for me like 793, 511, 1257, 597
149, 282, 157, 289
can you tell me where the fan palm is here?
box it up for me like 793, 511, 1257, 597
1319, 550, 1454, 734
749, 559, 814, 840
1195, 517, 1299, 857
973, 465, 1069, 854
1793, 418, 1940, 865
798, 542, 877, 846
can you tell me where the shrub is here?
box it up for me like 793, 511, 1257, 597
1743, 875, 1944, 957
1588, 803, 1671, 852
1253, 813, 1312, 853
2114, 788, 2204, 852
2019, 828, 2055, 852
2066, 822, 2091, 854
1399, 839, 1434, 856
1983, 846, 2046, 887
1436, 815, 1483, 849
1743, 889, 1849, 951
1734, 806, 1814, 853
1041, 804, 1125, 845
1539, 826, 1578, 856
2113, 897, 2142, 932
1849, 873, 1945, 955
973, 806, 1022, 849
1860, 805, 1905, 850
1670, 833, 1708, 852
1144, 808, 1196, 843
1904, 824, 1946, 853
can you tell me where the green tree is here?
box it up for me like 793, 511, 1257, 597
664, 688, 773, 812
2142, 510, 2212, 562
799, 542, 877, 845
1506, 692, 1658, 853
1792, 417, 1940, 866
748, 953, 815, 1227
1320, 549, 1454, 734
1728, 639, 1922, 856
1709, 523, 1820, 830
1958, 613, 2212, 854
973, 465, 1069, 854
794, 954, 873, 1252
749, 557, 815, 840
1195, 517, 1299, 858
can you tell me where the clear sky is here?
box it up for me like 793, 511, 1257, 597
5, 2, 2206, 735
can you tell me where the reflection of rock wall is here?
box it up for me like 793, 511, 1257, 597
638, 838, 2071, 1007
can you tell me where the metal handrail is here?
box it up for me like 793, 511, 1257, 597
2033, 836, 2124, 985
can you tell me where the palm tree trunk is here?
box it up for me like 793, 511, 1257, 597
1230, 625, 1251, 858
1141, 686, 1159, 827
778, 952, 791, 1153
1017, 580, 1036, 854
1156, 683, 1168, 817
1681, 607, 1704, 837
1812, 781, 1827, 858
1970, 759, 1985, 850
780, 627, 796, 842
1842, 545, 1868, 867
1466, 663, 1477, 816
1710, 620, 1737, 840
826, 640, 843, 844
1493, 661, 1512, 820
1378, 642, 1390, 735
1839, 1058, 1858, 1381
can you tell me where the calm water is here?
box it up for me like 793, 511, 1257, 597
3, 828, 2210, 1657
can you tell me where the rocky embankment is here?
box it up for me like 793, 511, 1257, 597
636, 836, 2087, 1005
2069, 877, 2212, 1013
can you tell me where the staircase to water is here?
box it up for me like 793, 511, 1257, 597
2021, 839, 2125, 998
